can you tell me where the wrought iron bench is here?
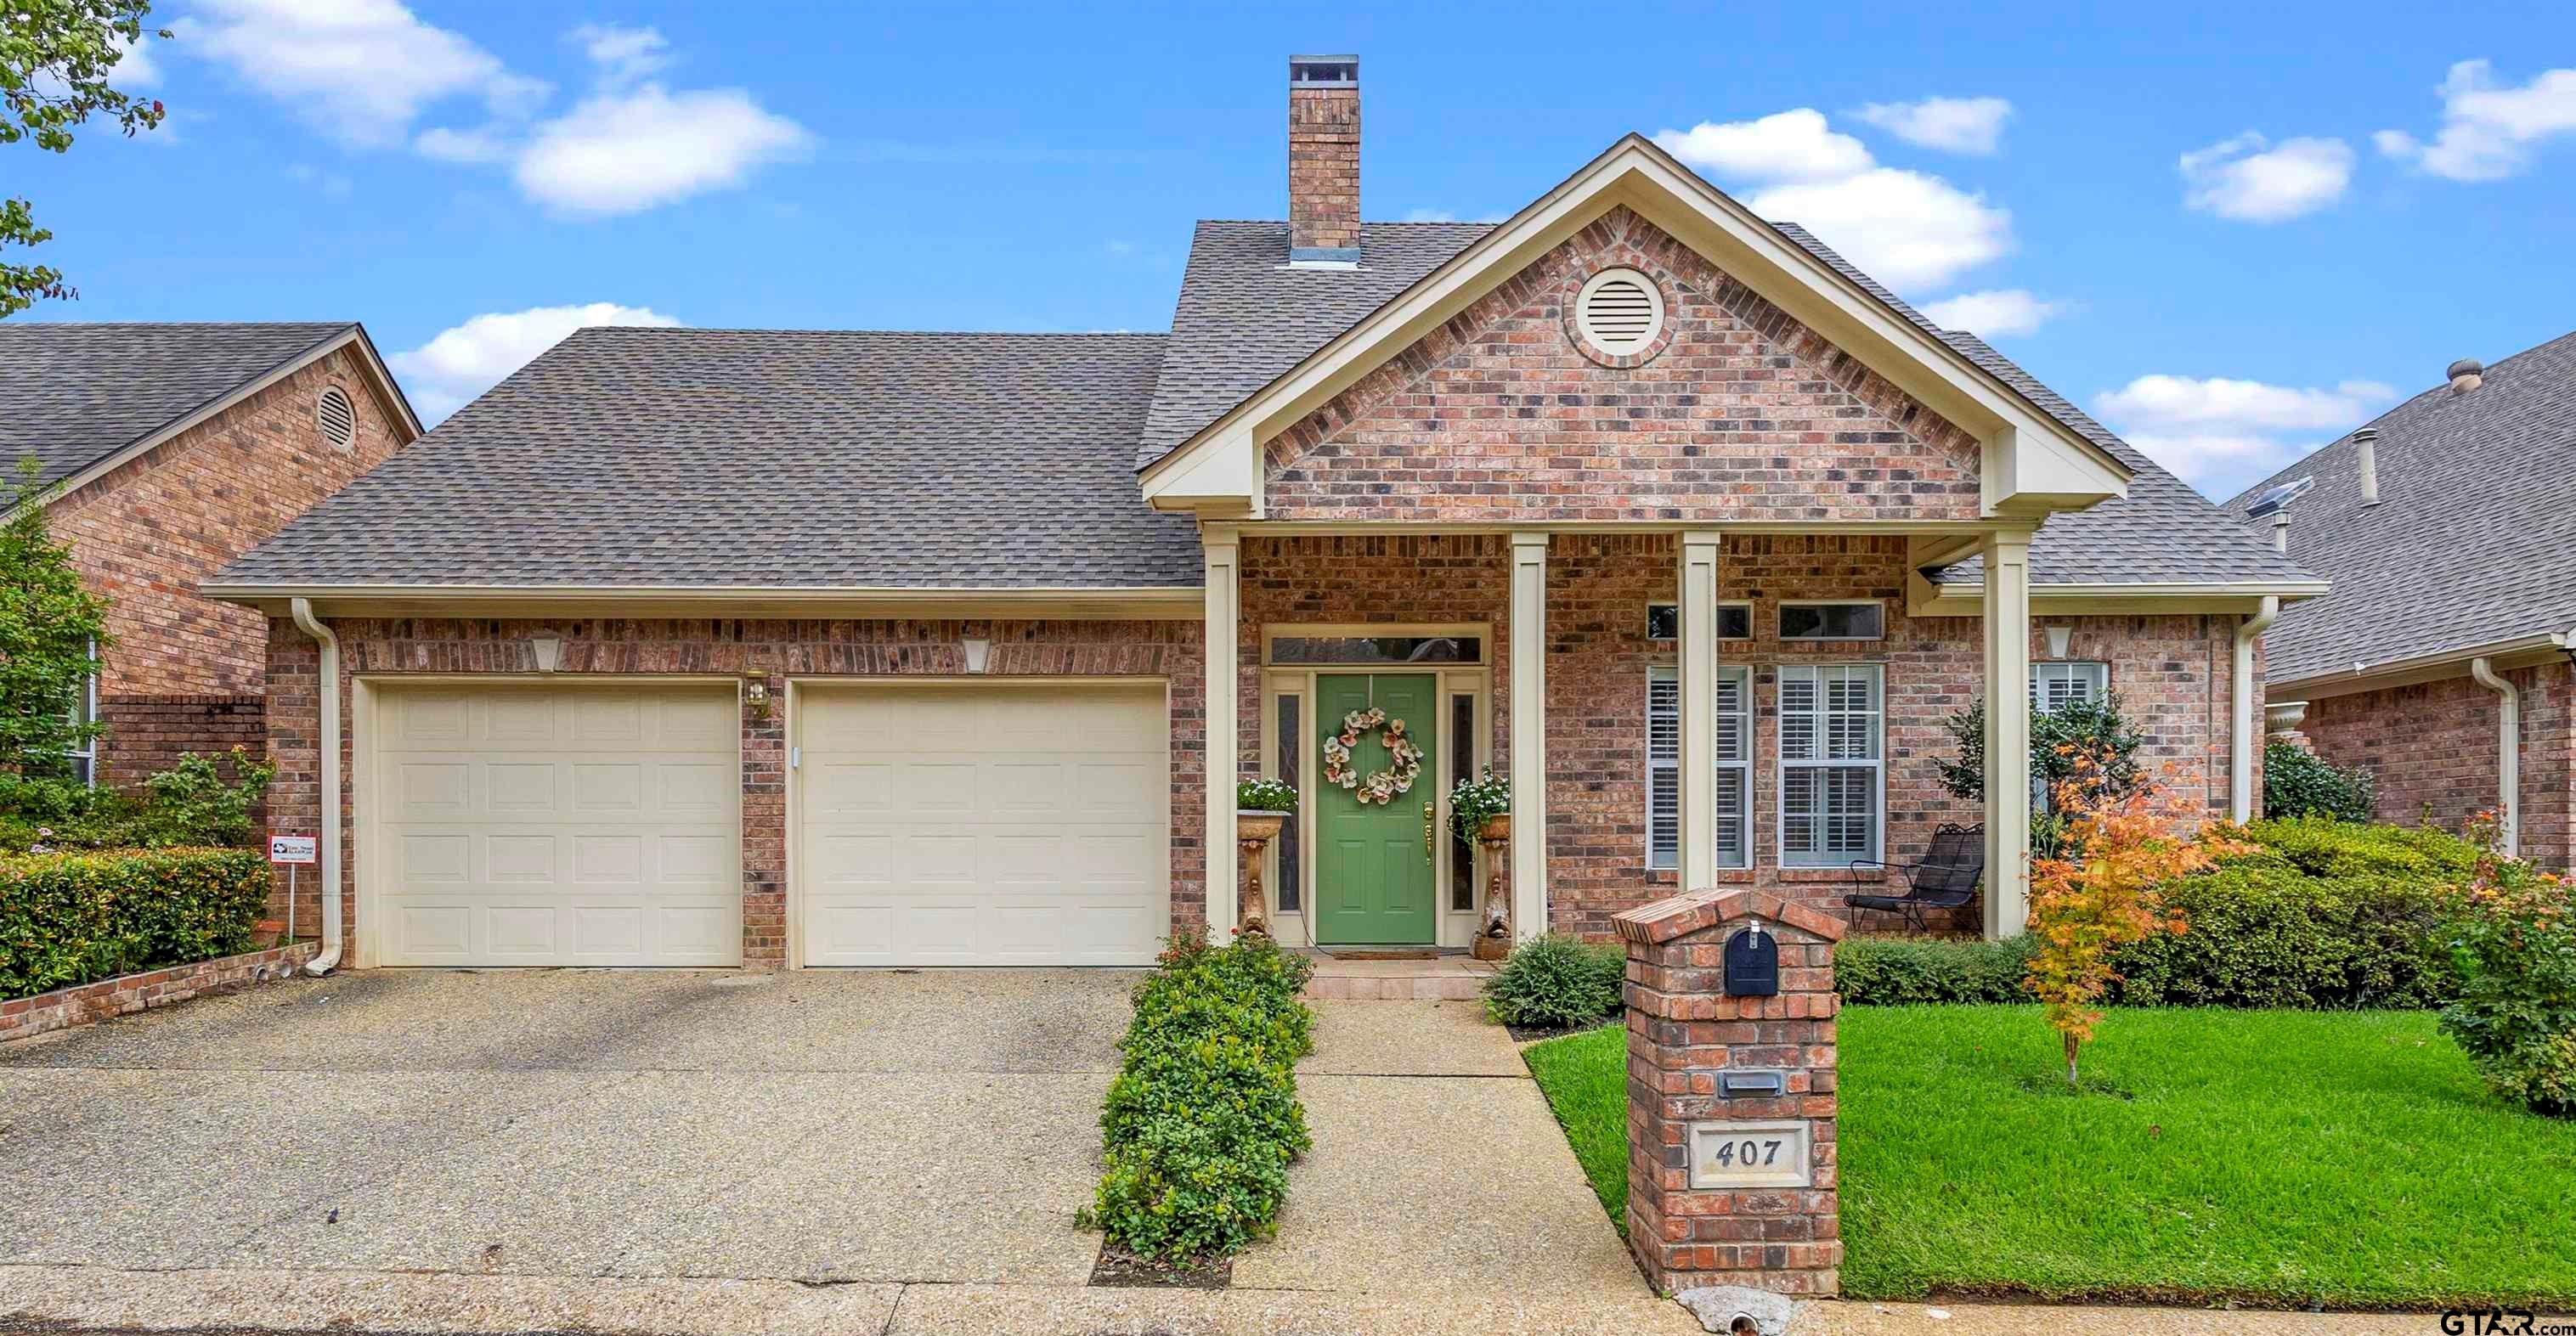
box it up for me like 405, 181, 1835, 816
1844, 823, 1985, 931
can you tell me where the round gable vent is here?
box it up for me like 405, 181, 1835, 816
1573, 268, 1666, 361
316, 386, 357, 452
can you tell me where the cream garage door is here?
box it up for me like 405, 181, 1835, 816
372, 682, 742, 967
798, 681, 1169, 967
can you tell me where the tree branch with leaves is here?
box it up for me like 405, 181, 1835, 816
2, 0, 167, 318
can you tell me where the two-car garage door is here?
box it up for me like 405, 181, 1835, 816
369, 679, 1168, 967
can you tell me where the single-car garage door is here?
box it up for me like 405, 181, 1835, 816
797, 681, 1169, 967
370, 682, 742, 967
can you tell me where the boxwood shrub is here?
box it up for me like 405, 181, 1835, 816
1085, 933, 1316, 1261
2, 848, 273, 1001
1482, 933, 1626, 1029
1837, 933, 2037, 1005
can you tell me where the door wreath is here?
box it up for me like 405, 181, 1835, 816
1322, 707, 1424, 805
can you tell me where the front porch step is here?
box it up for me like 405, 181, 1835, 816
1299, 952, 1496, 1001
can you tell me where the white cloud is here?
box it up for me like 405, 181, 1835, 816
2375, 59, 2576, 182
181, 0, 548, 147
414, 125, 510, 164
111, 31, 159, 85
283, 162, 352, 200
513, 84, 813, 217
1652, 109, 1873, 182
1852, 96, 2012, 155
1918, 289, 2065, 337
569, 22, 672, 88
1653, 108, 2010, 290
1743, 168, 2010, 290
1403, 207, 1457, 223
2178, 132, 2354, 222
392, 302, 682, 421
2094, 374, 2398, 494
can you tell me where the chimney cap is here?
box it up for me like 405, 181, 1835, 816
2350, 426, 2378, 443
2448, 357, 2483, 381
1290, 55, 1359, 86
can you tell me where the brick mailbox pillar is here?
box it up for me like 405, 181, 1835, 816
1614, 888, 1845, 1296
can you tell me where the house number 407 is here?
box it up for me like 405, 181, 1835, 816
1706, 1137, 1786, 1168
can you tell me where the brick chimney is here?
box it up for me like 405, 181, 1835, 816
1288, 55, 1360, 266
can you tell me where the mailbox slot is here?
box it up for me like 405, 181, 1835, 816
1720, 1068, 1786, 1098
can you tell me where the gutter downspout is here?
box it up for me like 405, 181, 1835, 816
2231, 596, 2280, 822
289, 598, 343, 974
2469, 657, 2520, 858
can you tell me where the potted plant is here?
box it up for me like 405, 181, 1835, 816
1236, 777, 1297, 844
1449, 766, 1510, 844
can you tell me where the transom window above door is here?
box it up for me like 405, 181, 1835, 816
1267, 634, 1484, 666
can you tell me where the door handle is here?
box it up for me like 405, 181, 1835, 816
1423, 800, 1436, 862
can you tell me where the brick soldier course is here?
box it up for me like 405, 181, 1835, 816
1618, 888, 1844, 1296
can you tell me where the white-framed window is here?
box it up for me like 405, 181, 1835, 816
1779, 663, 1883, 867
1645, 601, 1752, 642
1780, 600, 1884, 641
1647, 664, 1754, 872
65, 637, 99, 786
2030, 662, 2109, 713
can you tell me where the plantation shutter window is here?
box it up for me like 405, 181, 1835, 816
2029, 662, 2110, 714
1647, 670, 1681, 871
1647, 664, 1754, 872
1779, 663, 1883, 868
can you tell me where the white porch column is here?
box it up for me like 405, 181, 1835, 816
1203, 527, 1240, 944
1678, 532, 1722, 889
1509, 532, 1550, 940
1981, 529, 2034, 939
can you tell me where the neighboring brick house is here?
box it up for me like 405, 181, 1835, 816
2229, 331, 2576, 871
207, 57, 2319, 972
0, 324, 421, 785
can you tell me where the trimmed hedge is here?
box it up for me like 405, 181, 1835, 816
1483, 933, 1626, 1029
2, 848, 273, 1001
1085, 934, 1316, 1261
1838, 933, 2037, 1005
1835, 819, 2478, 1010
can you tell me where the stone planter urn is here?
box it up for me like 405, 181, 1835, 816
1235, 809, 1289, 937
1472, 813, 1512, 961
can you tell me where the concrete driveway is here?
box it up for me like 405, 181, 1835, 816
0, 967, 1138, 1286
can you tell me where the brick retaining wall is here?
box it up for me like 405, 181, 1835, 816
0, 940, 318, 1045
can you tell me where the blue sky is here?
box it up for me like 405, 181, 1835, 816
18, 0, 2576, 499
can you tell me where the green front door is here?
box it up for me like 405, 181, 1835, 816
1313, 673, 1439, 946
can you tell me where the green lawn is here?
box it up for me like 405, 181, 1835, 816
1522, 1006, 2576, 1308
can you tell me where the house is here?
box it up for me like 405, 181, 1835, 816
2229, 331, 2576, 870
206, 57, 2317, 971
0, 323, 421, 784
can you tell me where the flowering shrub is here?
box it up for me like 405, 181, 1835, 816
2025, 758, 2244, 1085
2438, 814, 2576, 1118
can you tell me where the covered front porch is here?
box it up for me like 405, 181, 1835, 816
1200, 526, 2055, 949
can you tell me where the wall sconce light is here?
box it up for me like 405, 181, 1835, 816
2043, 624, 2074, 661
961, 638, 992, 674
743, 673, 771, 715
528, 630, 563, 674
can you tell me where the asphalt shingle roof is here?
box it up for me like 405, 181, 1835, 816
217, 330, 1201, 589
0, 322, 355, 487
1140, 218, 2308, 589
2221, 329, 2576, 683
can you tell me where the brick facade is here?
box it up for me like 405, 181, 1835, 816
1617, 889, 1844, 1295
1264, 206, 1985, 525
262, 617, 1207, 967
2296, 661, 2575, 871
0, 939, 317, 1046
47, 343, 412, 784
1235, 532, 2252, 939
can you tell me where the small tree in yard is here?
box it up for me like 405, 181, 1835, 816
0, 459, 110, 778
2025, 757, 2243, 1085
1940, 693, 2149, 860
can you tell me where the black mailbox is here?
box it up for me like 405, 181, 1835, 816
1722, 922, 1779, 997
